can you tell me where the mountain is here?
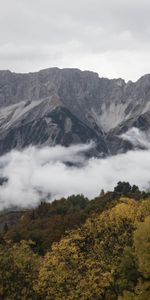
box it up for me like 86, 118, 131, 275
0, 67, 150, 156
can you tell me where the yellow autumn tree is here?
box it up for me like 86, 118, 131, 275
0, 240, 41, 300
36, 198, 139, 300
118, 212, 150, 300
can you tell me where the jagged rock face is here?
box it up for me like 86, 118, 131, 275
0, 67, 150, 156
0, 96, 108, 156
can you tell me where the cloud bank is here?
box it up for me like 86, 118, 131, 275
0, 128, 150, 211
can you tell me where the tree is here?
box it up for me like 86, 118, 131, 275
0, 240, 40, 299
118, 214, 150, 300
36, 199, 139, 299
117, 247, 139, 292
100, 189, 105, 197
114, 182, 132, 195
134, 216, 150, 279
131, 185, 139, 193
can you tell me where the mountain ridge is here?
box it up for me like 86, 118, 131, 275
0, 67, 150, 156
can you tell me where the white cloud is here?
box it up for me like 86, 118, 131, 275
0, 128, 150, 210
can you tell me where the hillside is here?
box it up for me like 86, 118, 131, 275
0, 183, 150, 299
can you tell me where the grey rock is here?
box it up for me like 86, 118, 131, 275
0, 67, 150, 156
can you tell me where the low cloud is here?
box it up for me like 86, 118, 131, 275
0, 128, 150, 211
121, 127, 150, 149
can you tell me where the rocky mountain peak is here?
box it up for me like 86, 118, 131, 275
0, 67, 150, 156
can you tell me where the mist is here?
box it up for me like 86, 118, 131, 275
0, 128, 150, 210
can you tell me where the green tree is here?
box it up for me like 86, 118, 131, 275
114, 182, 132, 195
134, 216, 150, 279
118, 215, 150, 300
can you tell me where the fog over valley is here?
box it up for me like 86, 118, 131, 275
0, 128, 150, 210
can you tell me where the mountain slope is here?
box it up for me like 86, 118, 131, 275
0, 95, 108, 156
0, 68, 150, 155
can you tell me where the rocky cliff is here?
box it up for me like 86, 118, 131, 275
0, 68, 150, 156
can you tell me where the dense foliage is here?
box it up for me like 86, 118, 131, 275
0, 240, 40, 299
3, 192, 119, 254
0, 183, 149, 299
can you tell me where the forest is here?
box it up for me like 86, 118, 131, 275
0, 182, 150, 300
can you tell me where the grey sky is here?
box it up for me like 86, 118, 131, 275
0, 0, 150, 80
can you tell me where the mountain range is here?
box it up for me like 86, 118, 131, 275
0, 67, 150, 156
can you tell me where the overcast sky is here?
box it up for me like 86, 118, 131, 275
0, 0, 150, 81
